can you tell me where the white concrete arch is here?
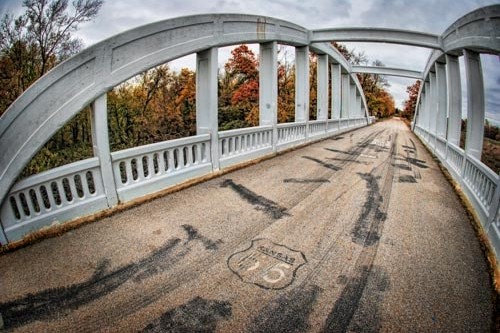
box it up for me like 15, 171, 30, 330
442, 4, 500, 53
311, 28, 441, 49
352, 65, 423, 79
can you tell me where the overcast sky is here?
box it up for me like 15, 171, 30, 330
1, 0, 499, 123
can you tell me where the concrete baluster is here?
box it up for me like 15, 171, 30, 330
464, 50, 485, 160
295, 46, 310, 123
341, 74, 350, 123
424, 81, 431, 134
331, 64, 341, 120
445, 54, 462, 147
435, 63, 447, 140
196, 48, 219, 170
260, 42, 278, 152
91, 94, 118, 207
317, 54, 328, 122
429, 71, 437, 149
350, 81, 356, 126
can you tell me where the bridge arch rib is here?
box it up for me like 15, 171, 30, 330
351, 65, 423, 79
0, 14, 370, 243
311, 28, 442, 49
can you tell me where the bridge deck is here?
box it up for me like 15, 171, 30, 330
0, 119, 493, 332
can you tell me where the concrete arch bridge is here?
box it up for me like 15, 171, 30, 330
0, 5, 498, 332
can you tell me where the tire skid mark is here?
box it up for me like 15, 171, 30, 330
398, 135, 430, 183
326, 157, 369, 165
139, 297, 232, 333
322, 131, 398, 333
302, 156, 342, 171
74, 197, 325, 332
69, 224, 276, 332
1, 225, 225, 332
271, 129, 389, 285
0, 238, 183, 330
221, 179, 289, 219
248, 284, 322, 333
182, 224, 223, 250
408, 138, 424, 180
283, 178, 331, 184
241, 129, 392, 331
281, 129, 386, 213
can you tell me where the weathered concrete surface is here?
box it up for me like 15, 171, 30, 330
0, 119, 493, 332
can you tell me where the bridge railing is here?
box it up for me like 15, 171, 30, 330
308, 120, 328, 138
111, 134, 213, 202
0, 158, 108, 241
277, 122, 307, 149
218, 125, 273, 169
414, 125, 500, 260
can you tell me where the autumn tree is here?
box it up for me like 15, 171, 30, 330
7, 0, 104, 178
0, 0, 104, 115
218, 44, 260, 129
403, 80, 421, 120
309, 53, 317, 120
332, 42, 395, 118
107, 65, 197, 152
277, 46, 295, 123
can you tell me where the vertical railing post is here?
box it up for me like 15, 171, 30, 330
317, 54, 328, 137
356, 94, 361, 120
260, 42, 278, 152
295, 46, 309, 123
341, 73, 350, 128
331, 64, 341, 121
91, 94, 119, 207
424, 80, 431, 142
0, 218, 8, 245
464, 49, 485, 160
487, 181, 500, 234
435, 62, 447, 158
429, 70, 437, 150
331, 64, 342, 130
196, 47, 219, 170
446, 54, 462, 147
435, 63, 447, 139
418, 92, 425, 129
295, 46, 309, 141
317, 54, 328, 123
349, 81, 356, 127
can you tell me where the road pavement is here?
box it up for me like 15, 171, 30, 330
0, 119, 494, 332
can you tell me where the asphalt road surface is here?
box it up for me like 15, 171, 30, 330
0, 119, 494, 332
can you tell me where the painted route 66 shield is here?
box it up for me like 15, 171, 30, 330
227, 238, 307, 290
